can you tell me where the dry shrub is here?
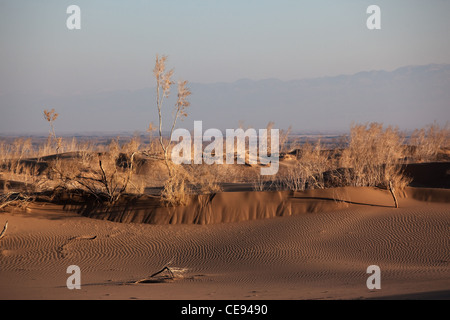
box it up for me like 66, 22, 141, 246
252, 169, 276, 191
340, 123, 410, 190
0, 192, 34, 212
410, 122, 450, 162
185, 164, 223, 194
282, 140, 330, 191
160, 163, 224, 206
196, 161, 249, 185
160, 164, 192, 206
0, 139, 39, 188
122, 136, 141, 155
279, 126, 293, 154
152, 54, 192, 205
43, 108, 61, 154
0, 138, 33, 161
51, 139, 137, 204
153, 55, 191, 178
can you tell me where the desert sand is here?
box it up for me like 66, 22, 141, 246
1, 186, 449, 300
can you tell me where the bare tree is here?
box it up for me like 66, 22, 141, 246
153, 55, 191, 178
43, 108, 61, 154
152, 55, 193, 205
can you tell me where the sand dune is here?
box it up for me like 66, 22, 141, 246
0, 186, 449, 300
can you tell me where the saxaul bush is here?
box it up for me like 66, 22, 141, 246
43, 108, 62, 155
51, 138, 138, 204
277, 122, 412, 207
409, 122, 450, 162
282, 140, 331, 191
339, 122, 411, 207
152, 55, 192, 205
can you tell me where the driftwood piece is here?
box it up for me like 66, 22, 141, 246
0, 221, 8, 240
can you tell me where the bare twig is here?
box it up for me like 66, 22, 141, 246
0, 220, 8, 240
50, 149, 138, 204
150, 266, 175, 279
134, 264, 188, 284
0, 193, 34, 211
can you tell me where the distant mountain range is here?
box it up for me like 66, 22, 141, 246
1, 63, 449, 135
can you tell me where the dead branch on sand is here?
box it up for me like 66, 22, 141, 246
0, 192, 34, 211
135, 265, 188, 283
0, 220, 8, 240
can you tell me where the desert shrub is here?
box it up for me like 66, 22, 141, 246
340, 123, 410, 190
51, 139, 137, 204
253, 170, 275, 191
152, 55, 192, 205
160, 163, 192, 206
43, 108, 61, 154
0, 138, 39, 187
282, 140, 331, 191
409, 122, 450, 162
184, 164, 223, 194
159, 163, 225, 206
0, 192, 34, 212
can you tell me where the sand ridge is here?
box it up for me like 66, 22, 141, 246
54, 186, 425, 225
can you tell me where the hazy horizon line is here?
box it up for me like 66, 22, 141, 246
2, 62, 448, 97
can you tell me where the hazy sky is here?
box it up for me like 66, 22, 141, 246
1, 1, 450, 134
1, 0, 450, 96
